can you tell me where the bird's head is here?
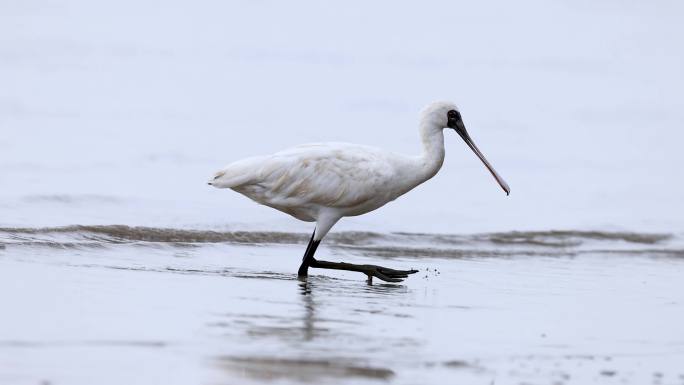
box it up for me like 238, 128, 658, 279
422, 101, 510, 196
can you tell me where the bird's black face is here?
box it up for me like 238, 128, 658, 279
446, 109, 462, 131
446, 109, 511, 196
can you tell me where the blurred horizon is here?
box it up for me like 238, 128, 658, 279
1, 0, 683, 234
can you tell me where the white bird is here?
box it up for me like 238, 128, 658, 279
209, 101, 509, 282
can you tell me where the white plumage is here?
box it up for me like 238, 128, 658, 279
208, 101, 509, 282
211, 141, 429, 239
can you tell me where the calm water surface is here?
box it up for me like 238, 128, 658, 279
1, 227, 683, 385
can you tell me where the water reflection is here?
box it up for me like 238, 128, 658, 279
295, 275, 413, 343
212, 276, 410, 383
297, 278, 316, 341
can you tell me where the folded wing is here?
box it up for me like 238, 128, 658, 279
211, 143, 397, 210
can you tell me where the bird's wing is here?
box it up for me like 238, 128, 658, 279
214, 143, 397, 209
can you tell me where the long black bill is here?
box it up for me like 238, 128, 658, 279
453, 120, 510, 196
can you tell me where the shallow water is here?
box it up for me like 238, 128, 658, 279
2, 227, 683, 385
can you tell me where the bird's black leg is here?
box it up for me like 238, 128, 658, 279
297, 229, 320, 277
297, 229, 418, 283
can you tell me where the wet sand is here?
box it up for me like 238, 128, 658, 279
1, 227, 683, 385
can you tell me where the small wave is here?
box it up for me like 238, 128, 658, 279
484, 230, 671, 247
0, 225, 678, 258
0, 225, 306, 245
217, 356, 394, 381
0, 225, 672, 245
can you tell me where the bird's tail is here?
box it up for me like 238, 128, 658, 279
208, 169, 251, 189
207, 170, 228, 187
207, 156, 264, 189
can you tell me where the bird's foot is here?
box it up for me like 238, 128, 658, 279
359, 264, 419, 283
309, 259, 418, 283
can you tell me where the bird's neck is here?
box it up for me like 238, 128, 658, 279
415, 122, 445, 182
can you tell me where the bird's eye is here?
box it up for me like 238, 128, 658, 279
447, 110, 459, 119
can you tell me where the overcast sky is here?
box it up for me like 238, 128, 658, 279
1, 0, 683, 233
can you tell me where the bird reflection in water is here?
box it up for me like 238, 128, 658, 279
298, 278, 317, 341
296, 276, 410, 342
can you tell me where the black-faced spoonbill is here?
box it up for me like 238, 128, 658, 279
209, 101, 510, 283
